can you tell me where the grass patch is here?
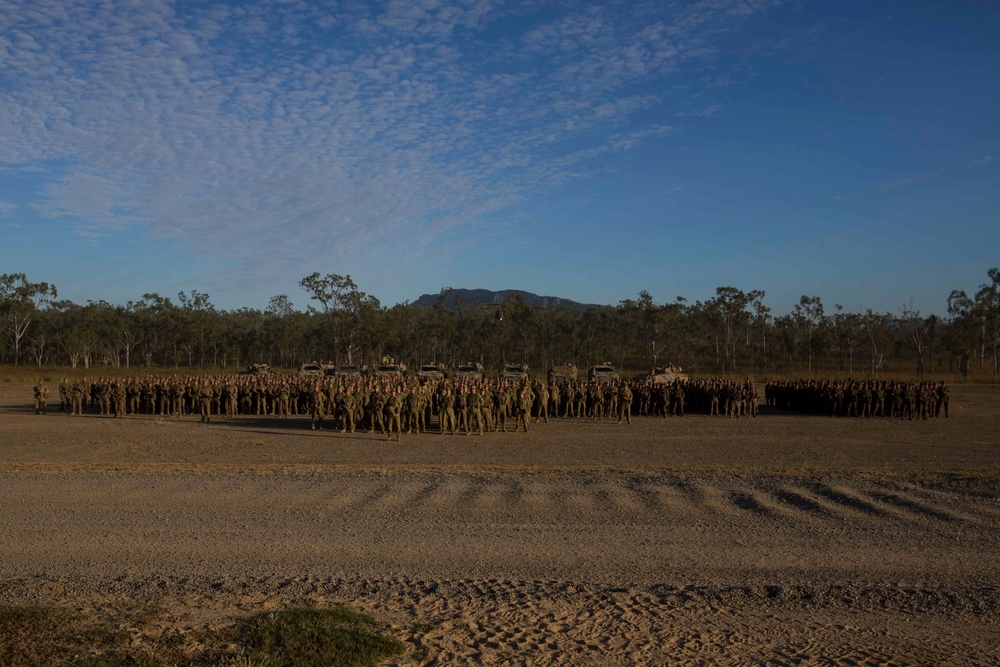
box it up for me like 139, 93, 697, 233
245, 607, 405, 667
0, 604, 404, 667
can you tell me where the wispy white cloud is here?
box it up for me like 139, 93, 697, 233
0, 0, 777, 298
676, 104, 721, 118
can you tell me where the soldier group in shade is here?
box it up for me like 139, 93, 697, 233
631, 379, 760, 418
764, 379, 950, 419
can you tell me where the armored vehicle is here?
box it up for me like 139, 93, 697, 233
333, 364, 364, 377
588, 363, 620, 383
417, 363, 447, 380
297, 361, 324, 377
500, 363, 530, 381
453, 362, 484, 380
372, 357, 407, 378
548, 363, 578, 384
238, 363, 272, 376
633, 364, 689, 384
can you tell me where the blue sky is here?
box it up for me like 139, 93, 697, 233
1, 0, 997, 315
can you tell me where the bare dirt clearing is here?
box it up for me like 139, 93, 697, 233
2, 382, 999, 665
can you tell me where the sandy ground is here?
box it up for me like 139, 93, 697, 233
2, 382, 999, 665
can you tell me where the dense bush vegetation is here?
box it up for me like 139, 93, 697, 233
2, 269, 998, 379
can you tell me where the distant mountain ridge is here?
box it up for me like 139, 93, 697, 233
412, 288, 601, 311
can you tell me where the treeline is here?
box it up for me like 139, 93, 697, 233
2, 269, 999, 379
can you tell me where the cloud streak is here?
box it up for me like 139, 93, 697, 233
1, 0, 775, 297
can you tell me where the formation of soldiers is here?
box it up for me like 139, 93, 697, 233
31, 374, 950, 431
764, 379, 950, 419
36, 374, 662, 434
630, 379, 760, 418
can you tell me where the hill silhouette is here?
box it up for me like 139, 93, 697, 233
411, 289, 600, 311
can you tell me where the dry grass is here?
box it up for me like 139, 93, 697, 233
0, 604, 402, 667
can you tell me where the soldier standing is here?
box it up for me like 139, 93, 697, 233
440, 389, 456, 434
58, 378, 69, 411
617, 382, 632, 425
935, 381, 950, 418
309, 385, 326, 430
386, 389, 403, 441
33, 379, 49, 415
516, 387, 532, 432
198, 380, 214, 423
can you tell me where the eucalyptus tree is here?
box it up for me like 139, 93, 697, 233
299, 272, 379, 365
177, 290, 215, 366
0, 273, 58, 365
792, 295, 828, 374
831, 304, 862, 375
899, 301, 931, 377
862, 309, 893, 378
695, 287, 766, 373
264, 295, 306, 368
974, 268, 1000, 378
946, 289, 975, 376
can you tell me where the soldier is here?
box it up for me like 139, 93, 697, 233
33, 379, 49, 415
456, 388, 470, 434
439, 389, 457, 435
112, 381, 127, 418
198, 380, 214, 423
370, 387, 387, 434
343, 388, 358, 433
70, 378, 85, 415
58, 378, 70, 411
404, 389, 420, 434
536, 381, 550, 423
617, 382, 632, 425
467, 387, 484, 435
561, 383, 574, 417
672, 381, 685, 417
309, 384, 326, 430
549, 381, 561, 418
386, 389, 403, 441
935, 381, 950, 418
516, 386, 532, 432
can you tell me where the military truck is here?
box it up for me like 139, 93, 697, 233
633, 364, 689, 384
417, 363, 447, 380
297, 361, 324, 377
500, 362, 529, 381
548, 363, 578, 384
372, 357, 407, 378
588, 362, 620, 383
453, 362, 484, 380
238, 363, 272, 376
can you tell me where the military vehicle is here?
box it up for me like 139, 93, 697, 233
333, 364, 364, 377
372, 357, 407, 378
238, 363, 272, 376
588, 362, 620, 383
453, 362, 484, 380
417, 363, 447, 380
548, 363, 578, 383
297, 361, 324, 377
633, 364, 689, 384
500, 362, 529, 381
